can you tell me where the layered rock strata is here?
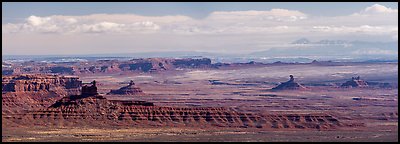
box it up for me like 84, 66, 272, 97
6, 93, 348, 130
2, 74, 81, 93
2, 74, 82, 113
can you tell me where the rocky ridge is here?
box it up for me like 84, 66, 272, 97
341, 76, 368, 88
107, 80, 145, 96
272, 75, 307, 90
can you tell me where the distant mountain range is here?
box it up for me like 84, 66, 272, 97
3, 38, 398, 63
250, 38, 398, 58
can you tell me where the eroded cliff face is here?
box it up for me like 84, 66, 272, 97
3, 58, 215, 75
172, 58, 212, 68
2, 74, 83, 114
2, 74, 82, 93
118, 58, 212, 72
5, 94, 351, 130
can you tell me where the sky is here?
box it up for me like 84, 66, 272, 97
2, 2, 398, 55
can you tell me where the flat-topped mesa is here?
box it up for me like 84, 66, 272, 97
272, 75, 307, 90
341, 76, 368, 88
119, 58, 213, 72
107, 80, 145, 96
2, 74, 81, 94
3, 58, 215, 75
172, 58, 212, 68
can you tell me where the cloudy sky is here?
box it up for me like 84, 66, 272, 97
2, 2, 398, 55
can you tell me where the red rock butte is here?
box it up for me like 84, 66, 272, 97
81, 80, 99, 96
340, 76, 368, 88
272, 75, 307, 90
107, 80, 145, 95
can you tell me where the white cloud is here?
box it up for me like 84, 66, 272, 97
131, 21, 160, 30
2, 23, 22, 33
3, 15, 163, 34
74, 14, 192, 24
362, 4, 398, 14
27, 15, 51, 26
76, 22, 125, 33
65, 18, 78, 24
2, 4, 398, 55
311, 25, 397, 35
2, 5, 396, 36
353, 4, 398, 15
207, 9, 307, 22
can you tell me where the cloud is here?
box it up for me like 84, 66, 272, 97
2, 23, 22, 33
3, 15, 163, 34
131, 21, 160, 30
2, 4, 398, 55
76, 22, 125, 33
2, 5, 396, 36
3, 8, 309, 35
74, 13, 192, 24
207, 9, 307, 22
362, 4, 398, 14
311, 25, 398, 35
27, 15, 51, 26
353, 4, 398, 15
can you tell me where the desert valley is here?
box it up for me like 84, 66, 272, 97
2, 57, 398, 141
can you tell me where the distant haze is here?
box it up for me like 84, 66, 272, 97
2, 2, 398, 57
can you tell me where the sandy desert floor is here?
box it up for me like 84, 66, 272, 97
2, 126, 398, 142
